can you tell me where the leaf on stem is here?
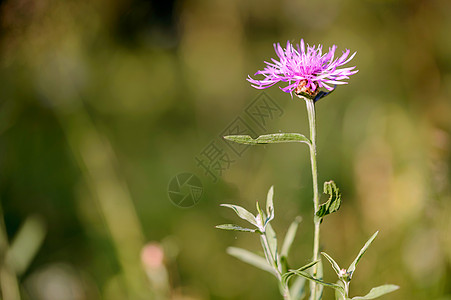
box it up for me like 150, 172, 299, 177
224, 133, 311, 146
281, 216, 302, 258
255, 201, 267, 232
215, 224, 256, 233
220, 204, 258, 227
281, 260, 319, 286
335, 280, 346, 300
347, 231, 379, 278
335, 288, 344, 300
266, 186, 275, 224
351, 285, 399, 300
321, 252, 342, 278
315, 258, 324, 300
265, 223, 279, 264
316, 180, 341, 219
226, 247, 277, 276
284, 267, 345, 297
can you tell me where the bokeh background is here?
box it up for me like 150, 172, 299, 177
0, 0, 450, 299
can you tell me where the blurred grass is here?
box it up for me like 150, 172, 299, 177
0, 0, 450, 299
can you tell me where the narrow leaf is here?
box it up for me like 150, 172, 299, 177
215, 224, 256, 232
255, 201, 266, 232
220, 204, 258, 227
335, 280, 346, 300
321, 252, 342, 278
347, 231, 379, 277
351, 285, 399, 300
224, 133, 311, 145
265, 223, 279, 264
282, 260, 319, 286
316, 180, 342, 219
281, 216, 302, 258
223, 135, 256, 144
266, 186, 275, 223
297, 260, 320, 272
315, 258, 324, 300
335, 288, 345, 300
285, 269, 345, 295
226, 247, 276, 276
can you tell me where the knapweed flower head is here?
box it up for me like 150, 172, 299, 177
247, 39, 358, 99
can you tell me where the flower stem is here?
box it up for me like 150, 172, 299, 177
344, 281, 350, 298
305, 99, 321, 300
260, 234, 280, 278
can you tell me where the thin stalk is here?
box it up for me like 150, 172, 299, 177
260, 234, 280, 278
344, 281, 350, 298
260, 233, 292, 300
305, 99, 321, 300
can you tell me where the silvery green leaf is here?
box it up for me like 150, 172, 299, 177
256, 201, 265, 219
220, 204, 258, 227
316, 180, 341, 219
226, 247, 276, 276
255, 201, 265, 231
335, 280, 346, 300
317, 258, 323, 279
282, 260, 319, 286
351, 285, 399, 300
315, 258, 324, 300
290, 276, 307, 300
284, 268, 344, 295
321, 252, 342, 278
266, 186, 275, 224
281, 216, 302, 258
224, 133, 311, 145
215, 224, 256, 233
335, 288, 344, 300
347, 231, 379, 278
316, 260, 324, 300
265, 223, 279, 265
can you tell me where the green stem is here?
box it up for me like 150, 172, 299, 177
260, 234, 292, 300
260, 234, 280, 278
305, 99, 321, 300
344, 281, 350, 298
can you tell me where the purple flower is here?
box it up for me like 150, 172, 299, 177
247, 39, 358, 99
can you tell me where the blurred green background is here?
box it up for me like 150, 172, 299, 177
0, 0, 450, 299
